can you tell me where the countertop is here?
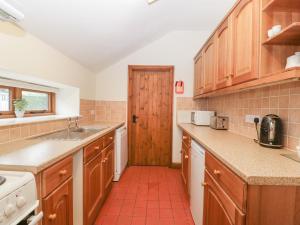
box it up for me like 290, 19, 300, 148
179, 123, 300, 186
0, 122, 124, 174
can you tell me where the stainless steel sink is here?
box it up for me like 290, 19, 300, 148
35, 127, 108, 141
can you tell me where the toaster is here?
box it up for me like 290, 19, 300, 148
210, 116, 229, 130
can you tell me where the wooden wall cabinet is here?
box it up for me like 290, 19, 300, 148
194, 53, 204, 96
203, 38, 216, 93
84, 131, 115, 225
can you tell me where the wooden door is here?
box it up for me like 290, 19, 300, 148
203, 171, 245, 225
194, 52, 204, 96
232, 0, 259, 85
43, 178, 73, 225
104, 143, 114, 191
128, 65, 174, 166
203, 38, 216, 93
84, 154, 103, 225
215, 17, 233, 89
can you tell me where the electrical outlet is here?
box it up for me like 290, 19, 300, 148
245, 115, 261, 124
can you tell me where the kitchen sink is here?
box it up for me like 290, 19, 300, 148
35, 127, 108, 141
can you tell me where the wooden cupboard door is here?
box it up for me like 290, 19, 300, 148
128, 66, 174, 166
215, 18, 233, 90
232, 0, 259, 85
181, 143, 189, 194
43, 178, 73, 225
203, 38, 216, 93
84, 154, 103, 225
194, 53, 204, 96
203, 171, 245, 225
104, 143, 114, 191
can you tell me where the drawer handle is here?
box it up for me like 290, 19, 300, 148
109, 136, 113, 140
213, 170, 221, 175
101, 159, 106, 163
183, 136, 188, 140
94, 146, 100, 150
48, 214, 57, 221
59, 170, 67, 176
185, 155, 189, 159
105, 157, 108, 161
201, 182, 207, 187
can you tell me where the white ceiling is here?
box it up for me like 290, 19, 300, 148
8, 0, 236, 72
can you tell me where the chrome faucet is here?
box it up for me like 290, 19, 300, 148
68, 117, 80, 131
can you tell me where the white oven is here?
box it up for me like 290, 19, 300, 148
0, 171, 43, 225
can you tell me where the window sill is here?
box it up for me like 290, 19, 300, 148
0, 115, 80, 127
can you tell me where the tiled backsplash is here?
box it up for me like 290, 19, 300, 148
177, 81, 300, 151
0, 99, 126, 145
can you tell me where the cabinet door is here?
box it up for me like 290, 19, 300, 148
215, 17, 233, 89
232, 0, 259, 85
203, 171, 245, 225
104, 143, 114, 191
84, 154, 103, 225
194, 53, 204, 96
43, 178, 73, 225
203, 38, 216, 93
181, 143, 189, 193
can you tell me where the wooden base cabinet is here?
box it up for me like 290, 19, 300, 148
84, 131, 115, 225
181, 132, 191, 196
43, 178, 73, 225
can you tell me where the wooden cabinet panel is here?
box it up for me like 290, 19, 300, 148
194, 52, 204, 96
84, 139, 103, 164
104, 143, 114, 191
215, 17, 233, 89
203, 171, 245, 225
103, 131, 115, 149
181, 142, 189, 191
84, 153, 103, 225
42, 156, 73, 198
232, 0, 259, 85
205, 152, 247, 211
203, 38, 216, 93
182, 131, 191, 147
43, 178, 73, 225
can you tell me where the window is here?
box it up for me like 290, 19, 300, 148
0, 86, 55, 118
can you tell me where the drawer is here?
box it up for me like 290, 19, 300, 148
205, 152, 247, 212
182, 131, 191, 147
42, 156, 73, 198
103, 131, 115, 149
84, 138, 103, 163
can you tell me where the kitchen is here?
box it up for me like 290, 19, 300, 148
0, 0, 300, 225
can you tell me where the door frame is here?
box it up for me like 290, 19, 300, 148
127, 65, 174, 166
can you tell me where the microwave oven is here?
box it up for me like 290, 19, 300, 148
191, 111, 215, 126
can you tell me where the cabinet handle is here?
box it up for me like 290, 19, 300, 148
48, 214, 57, 221
185, 155, 189, 159
101, 159, 106, 163
183, 136, 188, 140
109, 137, 113, 140
213, 170, 221, 175
59, 170, 67, 176
201, 182, 207, 187
94, 146, 100, 150
105, 157, 108, 161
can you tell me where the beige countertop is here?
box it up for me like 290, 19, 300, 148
178, 123, 300, 186
0, 122, 124, 174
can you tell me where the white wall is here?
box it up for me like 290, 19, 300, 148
95, 30, 210, 163
0, 22, 96, 100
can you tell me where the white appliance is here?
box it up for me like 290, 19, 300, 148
191, 111, 215, 126
190, 140, 205, 225
177, 110, 193, 123
114, 126, 128, 181
0, 0, 24, 22
0, 171, 43, 225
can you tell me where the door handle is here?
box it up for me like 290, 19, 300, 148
132, 114, 139, 123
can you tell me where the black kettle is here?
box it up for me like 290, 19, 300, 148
255, 115, 283, 149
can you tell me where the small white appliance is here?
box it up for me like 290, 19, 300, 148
0, 0, 24, 23
286, 52, 300, 69
191, 111, 215, 126
114, 126, 128, 181
0, 170, 43, 225
190, 140, 205, 225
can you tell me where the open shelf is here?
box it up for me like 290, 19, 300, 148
263, 23, 300, 45
263, 0, 300, 12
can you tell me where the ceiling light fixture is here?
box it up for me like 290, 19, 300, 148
147, 0, 159, 5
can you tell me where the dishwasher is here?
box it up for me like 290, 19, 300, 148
114, 126, 128, 181
190, 140, 205, 225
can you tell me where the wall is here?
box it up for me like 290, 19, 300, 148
95, 30, 211, 163
0, 22, 96, 100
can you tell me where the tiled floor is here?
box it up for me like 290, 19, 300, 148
95, 166, 195, 225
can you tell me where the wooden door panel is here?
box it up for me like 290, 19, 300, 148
232, 0, 259, 85
128, 66, 173, 166
43, 178, 73, 225
203, 40, 216, 93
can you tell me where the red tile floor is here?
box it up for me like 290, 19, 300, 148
95, 166, 195, 225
